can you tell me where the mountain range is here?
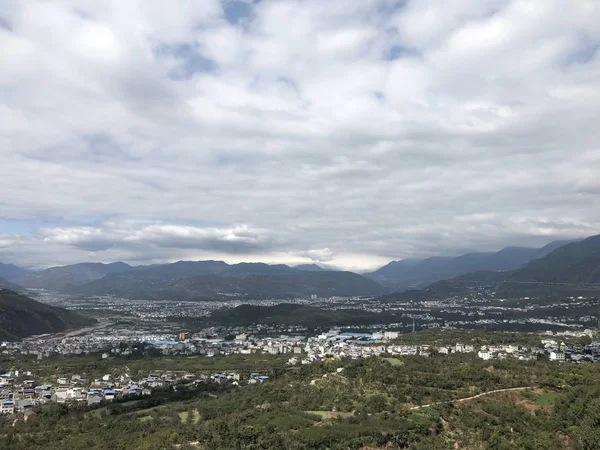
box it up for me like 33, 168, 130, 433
3, 234, 598, 301
0, 276, 26, 293
0, 289, 96, 341
15, 261, 135, 291
0, 262, 30, 281
365, 239, 577, 291
457, 234, 600, 284
61, 262, 386, 300
383, 234, 600, 302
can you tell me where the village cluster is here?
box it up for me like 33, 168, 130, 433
2, 327, 599, 417
0, 369, 273, 416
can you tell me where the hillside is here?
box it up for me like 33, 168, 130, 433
16, 262, 135, 291
68, 268, 387, 300
206, 303, 393, 327
366, 239, 578, 291
169, 270, 387, 300
0, 289, 96, 340
0, 262, 30, 281
65, 261, 387, 299
2, 337, 599, 450
382, 234, 600, 302
0, 277, 27, 293
62, 261, 286, 297
459, 234, 600, 284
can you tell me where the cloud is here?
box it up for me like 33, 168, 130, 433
0, 0, 599, 270
299, 248, 334, 263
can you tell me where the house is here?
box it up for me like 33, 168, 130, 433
102, 374, 112, 382
16, 399, 35, 413
550, 351, 565, 361
103, 390, 116, 401
57, 377, 68, 385
52, 388, 85, 403
86, 391, 103, 406
0, 400, 14, 415
478, 350, 492, 360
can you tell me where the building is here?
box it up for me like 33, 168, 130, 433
0, 400, 15, 415
550, 351, 565, 361
478, 350, 492, 360
178, 332, 190, 341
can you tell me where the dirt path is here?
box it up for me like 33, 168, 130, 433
410, 386, 534, 410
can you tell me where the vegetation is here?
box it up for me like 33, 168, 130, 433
3, 352, 600, 449
204, 303, 397, 328
1, 353, 290, 383
61, 262, 387, 299
0, 289, 96, 341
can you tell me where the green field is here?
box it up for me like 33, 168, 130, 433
534, 393, 558, 406
382, 357, 404, 366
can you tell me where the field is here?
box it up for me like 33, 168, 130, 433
382, 357, 404, 366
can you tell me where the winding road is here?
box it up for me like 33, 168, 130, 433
410, 386, 534, 410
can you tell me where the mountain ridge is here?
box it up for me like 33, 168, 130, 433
365, 239, 580, 291
0, 262, 30, 281
381, 234, 600, 302
0, 289, 96, 341
16, 262, 136, 291
65, 268, 387, 300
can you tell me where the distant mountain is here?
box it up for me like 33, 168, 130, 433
0, 277, 26, 293
383, 234, 600, 302
0, 289, 96, 341
63, 260, 283, 296
66, 262, 387, 300
295, 264, 325, 271
0, 262, 30, 281
16, 262, 135, 291
168, 271, 387, 300
457, 234, 600, 284
366, 239, 579, 291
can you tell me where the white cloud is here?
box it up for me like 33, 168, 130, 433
0, 0, 599, 270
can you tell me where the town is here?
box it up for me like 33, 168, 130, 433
2, 322, 599, 418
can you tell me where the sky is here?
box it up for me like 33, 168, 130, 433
1, 0, 599, 271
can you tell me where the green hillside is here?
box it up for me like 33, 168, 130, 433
207, 303, 393, 328
0, 289, 96, 340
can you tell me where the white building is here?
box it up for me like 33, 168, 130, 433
478, 350, 492, 360
0, 400, 14, 415
384, 331, 399, 340
550, 351, 565, 361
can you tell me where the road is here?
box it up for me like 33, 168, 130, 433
28, 319, 114, 342
409, 386, 534, 410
